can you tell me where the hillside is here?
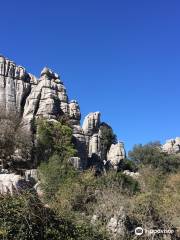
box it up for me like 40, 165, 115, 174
0, 56, 179, 240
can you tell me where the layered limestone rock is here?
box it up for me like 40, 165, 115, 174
82, 112, 101, 158
107, 142, 126, 169
82, 112, 126, 168
0, 55, 36, 113
162, 137, 180, 154
23, 67, 68, 125
0, 55, 126, 172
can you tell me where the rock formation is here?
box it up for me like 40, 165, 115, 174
0, 173, 23, 195
107, 142, 126, 169
0, 55, 36, 114
0, 55, 126, 172
162, 137, 180, 154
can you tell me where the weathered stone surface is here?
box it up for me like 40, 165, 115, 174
89, 133, 100, 157
0, 173, 23, 195
107, 207, 126, 237
107, 142, 126, 169
0, 55, 32, 113
82, 112, 100, 136
23, 67, 68, 125
123, 170, 140, 179
162, 137, 180, 154
0, 55, 126, 172
69, 157, 82, 170
69, 100, 81, 124
25, 169, 38, 182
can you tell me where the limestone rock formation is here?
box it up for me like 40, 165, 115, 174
0, 55, 36, 113
82, 112, 101, 158
23, 67, 68, 125
0, 55, 126, 172
0, 173, 23, 195
107, 142, 126, 169
82, 112, 126, 169
162, 137, 180, 154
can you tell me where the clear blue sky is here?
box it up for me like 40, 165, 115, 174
1, 0, 180, 151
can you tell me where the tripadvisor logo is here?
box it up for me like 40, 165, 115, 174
135, 227, 144, 236
135, 227, 174, 236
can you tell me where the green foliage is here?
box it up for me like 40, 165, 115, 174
128, 142, 180, 173
0, 110, 32, 169
37, 119, 78, 201
39, 154, 78, 200
96, 171, 140, 196
99, 122, 117, 160
119, 158, 138, 172
0, 191, 49, 240
0, 191, 107, 240
36, 119, 76, 162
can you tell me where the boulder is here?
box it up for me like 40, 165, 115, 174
162, 137, 180, 154
0, 173, 23, 195
107, 142, 126, 169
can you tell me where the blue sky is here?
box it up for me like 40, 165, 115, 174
1, 0, 180, 151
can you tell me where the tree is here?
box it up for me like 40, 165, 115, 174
37, 119, 77, 199
128, 142, 180, 173
0, 108, 32, 170
99, 122, 117, 160
36, 119, 76, 162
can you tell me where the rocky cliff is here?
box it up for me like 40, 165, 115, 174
0, 55, 126, 171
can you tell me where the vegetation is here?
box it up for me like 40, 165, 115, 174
129, 142, 180, 173
99, 122, 117, 160
0, 108, 32, 170
0, 114, 179, 239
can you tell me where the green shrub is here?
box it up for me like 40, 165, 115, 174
36, 119, 77, 162
99, 122, 117, 160
119, 158, 138, 172
128, 142, 180, 173
96, 171, 140, 196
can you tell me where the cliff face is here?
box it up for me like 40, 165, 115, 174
0, 55, 126, 170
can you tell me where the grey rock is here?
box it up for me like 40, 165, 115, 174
0, 56, 32, 113
162, 137, 180, 154
107, 208, 126, 237
69, 157, 82, 170
82, 112, 101, 136
0, 55, 126, 171
0, 173, 23, 195
123, 170, 140, 179
25, 169, 38, 182
107, 142, 126, 169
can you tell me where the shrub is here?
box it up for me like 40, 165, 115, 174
99, 122, 117, 160
128, 142, 180, 173
36, 119, 76, 162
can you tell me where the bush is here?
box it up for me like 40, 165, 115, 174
128, 142, 180, 173
99, 122, 117, 160
0, 109, 32, 170
96, 171, 140, 196
119, 158, 138, 172
36, 119, 77, 162
0, 191, 107, 240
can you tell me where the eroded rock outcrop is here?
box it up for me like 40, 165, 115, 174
162, 137, 180, 154
0, 55, 36, 113
82, 112, 126, 169
23, 67, 68, 125
0, 173, 23, 195
107, 142, 126, 169
0, 55, 126, 172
